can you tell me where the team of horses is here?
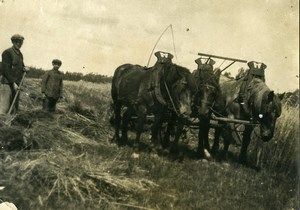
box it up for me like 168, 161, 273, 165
111, 58, 283, 166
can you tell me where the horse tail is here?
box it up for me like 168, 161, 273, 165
112, 64, 134, 102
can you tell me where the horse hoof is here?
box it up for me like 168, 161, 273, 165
149, 143, 155, 149
196, 149, 205, 159
238, 160, 248, 166
238, 156, 248, 165
121, 136, 128, 142
133, 144, 139, 152
178, 151, 184, 161
111, 135, 119, 143
170, 146, 179, 155
117, 139, 128, 147
161, 140, 170, 149
162, 148, 169, 156
154, 145, 162, 154
131, 152, 140, 159
204, 149, 211, 159
197, 153, 205, 159
211, 147, 219, 155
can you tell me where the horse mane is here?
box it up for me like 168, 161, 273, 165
249, 78, 270, 95
176, 64, 197, 91
195, 69, 220, 89
247, 78, 275, 116
161, 63, 197, 90
162, 63, 190, 75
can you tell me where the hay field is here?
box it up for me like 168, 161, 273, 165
0, 78, 298, 210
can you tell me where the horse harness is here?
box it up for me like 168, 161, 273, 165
147, 65, 181, 116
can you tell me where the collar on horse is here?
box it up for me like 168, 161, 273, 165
245, 81, 270, 122
150, 64, 181, 116
150, 67, 167, 106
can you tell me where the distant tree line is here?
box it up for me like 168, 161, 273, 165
27, 66, 112, 83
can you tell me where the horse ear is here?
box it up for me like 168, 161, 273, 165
154, 51, 162, 60
277, 92, 285, 101
260, 63, 267, 70
267, 91, 275, 102
195, 58, 202, 65
168, 53, 174, 60
247, 61, 255, 69
208, 59, 216, 66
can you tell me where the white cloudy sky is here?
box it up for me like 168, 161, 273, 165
0, 0, 298, 92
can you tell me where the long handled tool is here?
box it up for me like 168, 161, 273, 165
7, 71, 27, 115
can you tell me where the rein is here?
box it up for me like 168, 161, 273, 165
163, 80, 181, 116
161, 65, 181, 116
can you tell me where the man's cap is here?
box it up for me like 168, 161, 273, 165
52, 59, 62, 65
11, 34, 25, 41
154, 51, 174, 63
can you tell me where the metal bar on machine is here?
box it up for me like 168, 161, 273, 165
211, 116, 258, 125
198, 52, 247, 63
220, 61, 236, 73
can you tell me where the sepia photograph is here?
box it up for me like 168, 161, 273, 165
0, 0, 299, 209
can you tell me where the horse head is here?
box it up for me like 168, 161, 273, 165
193, 68, 221, 119
159, 63, 196, 118
249, 79, 283, 141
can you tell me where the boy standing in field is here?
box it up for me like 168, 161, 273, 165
41, 59, 63, 112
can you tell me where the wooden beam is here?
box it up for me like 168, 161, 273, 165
211, 116, 258, 125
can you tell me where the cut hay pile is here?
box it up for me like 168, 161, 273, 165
0, 79, 158, 210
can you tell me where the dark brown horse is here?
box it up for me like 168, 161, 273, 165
211, 78, 283, 164
111, 62, 196, 150
192, 68, 221, 158
160, 67, 221, 157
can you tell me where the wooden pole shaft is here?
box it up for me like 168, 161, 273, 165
198, 52, 247, 63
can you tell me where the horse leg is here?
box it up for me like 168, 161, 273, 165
197, 120, 210, 159
120, 107, 133, 145
220, 125, 233, 160
170, 116, 185, 155
113, 102, 121, 142
239, 125, 253, 164
163, 114, 175, 148
197, 121, 205, 158
203, 119, 211, 152
211, 126, 221, 155
134, 105, 147, 151
151, 111, 164, 152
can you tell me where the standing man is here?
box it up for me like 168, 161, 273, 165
0, 34, 29, 114
41, 59, 64, 112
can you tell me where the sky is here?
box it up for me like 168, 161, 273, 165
0, 0, 299, 92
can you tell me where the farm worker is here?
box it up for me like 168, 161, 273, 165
0, 34, 29, 114
236, 61, 267, 114
41, 59, 64, 112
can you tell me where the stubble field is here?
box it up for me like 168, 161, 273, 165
0, 78, 298, 210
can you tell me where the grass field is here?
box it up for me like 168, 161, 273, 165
0, 78, 298, 210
